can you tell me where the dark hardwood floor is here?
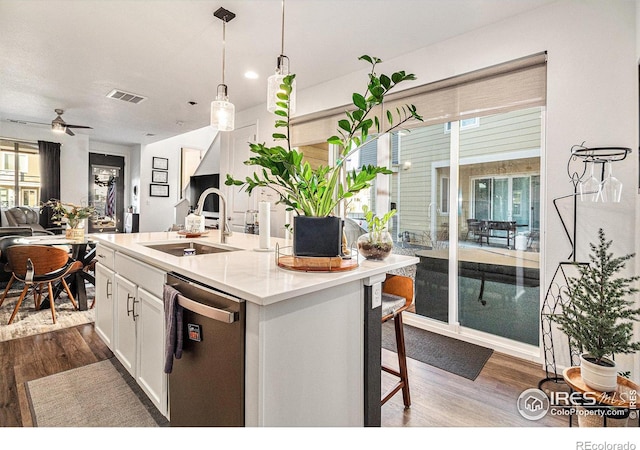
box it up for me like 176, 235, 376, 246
0, 323, 112, 427
1, 323, 635, 428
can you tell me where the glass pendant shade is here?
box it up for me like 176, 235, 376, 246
211, 84, 235, 132
267, 56, 296, 114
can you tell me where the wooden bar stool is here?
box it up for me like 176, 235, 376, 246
381, 274, 414, 408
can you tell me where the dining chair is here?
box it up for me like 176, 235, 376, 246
0, 245, 83, 324
381, 274, 414, 408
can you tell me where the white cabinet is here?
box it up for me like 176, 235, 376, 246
136, 287, 167, 415
96, 246, 168, 417
114, 274, 138, 376
94, 263, 115, 348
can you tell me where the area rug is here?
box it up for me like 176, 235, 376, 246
26, 358, 166, 427
0, 283, 95, 342
382, 321, 493, 380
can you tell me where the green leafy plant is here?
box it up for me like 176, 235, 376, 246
356, 205, 396, 260
41, 199, 96, 229
551, 228, 640, 365
225, 55, 422, 217
362, 205, 396, 243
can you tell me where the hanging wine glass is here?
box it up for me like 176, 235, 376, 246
601, 161, 623, 202
579, 162, 600, 202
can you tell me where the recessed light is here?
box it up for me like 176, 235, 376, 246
244, 71, 259, 80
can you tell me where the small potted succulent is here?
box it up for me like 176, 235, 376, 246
357, 206, 397, 260
551, 228, 640, 393
226, 55, 422, 257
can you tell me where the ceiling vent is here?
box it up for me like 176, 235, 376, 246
106, 89, 147, 104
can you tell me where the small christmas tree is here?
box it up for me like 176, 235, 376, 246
552, 228, 640, 365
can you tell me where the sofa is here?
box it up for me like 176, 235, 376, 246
1, 206, 62, 235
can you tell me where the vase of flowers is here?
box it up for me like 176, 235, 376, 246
41, 199, 96, 241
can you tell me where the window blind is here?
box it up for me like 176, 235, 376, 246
290, 52, 547, 147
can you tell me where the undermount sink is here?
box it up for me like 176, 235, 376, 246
143, 242, 237, 257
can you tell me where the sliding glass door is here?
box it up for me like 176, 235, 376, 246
392, 106, 542, 347
457, 108, 541, 346
471, 176, 534, 228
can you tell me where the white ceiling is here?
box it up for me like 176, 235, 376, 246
0, 0, 555, 146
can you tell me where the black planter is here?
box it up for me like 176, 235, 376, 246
293, 216, 342, 257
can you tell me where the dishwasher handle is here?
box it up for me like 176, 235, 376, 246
176, 293, 237, 324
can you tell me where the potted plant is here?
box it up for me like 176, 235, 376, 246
551, 228, 640, 393
226, 55, 422, 257
41, 199, 96, 240
357, 205, 396, 260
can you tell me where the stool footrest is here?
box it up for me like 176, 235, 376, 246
382, 381, 407, 406
382, 365, 401, 377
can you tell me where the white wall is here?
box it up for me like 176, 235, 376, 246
231, 0, 639, 371
139, 126, 217, 232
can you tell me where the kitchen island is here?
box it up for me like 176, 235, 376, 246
90, 230, 418, 426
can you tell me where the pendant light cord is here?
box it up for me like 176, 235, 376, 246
221, 20, 227, 86
280, 0, 285, 56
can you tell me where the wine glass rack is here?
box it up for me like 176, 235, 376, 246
539, 143, 631, 390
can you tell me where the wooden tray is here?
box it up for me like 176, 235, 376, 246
277, 255, 358, 272
177, 230, 210, 238
563, 367, 639, 408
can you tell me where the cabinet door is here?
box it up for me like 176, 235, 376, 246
94, 264, 115, 349
114, 274, 138, 377
136, 287, 167, 417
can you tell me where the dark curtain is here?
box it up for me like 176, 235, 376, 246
38, 140, 61, 228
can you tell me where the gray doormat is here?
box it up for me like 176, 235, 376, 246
382, 321, 493, 380
26, 358, 168, 427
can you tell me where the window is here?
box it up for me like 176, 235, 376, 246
444, 117, 479, 133
439, 176, 449, 214
345, 136, 378, 217
0, 140, 40, 208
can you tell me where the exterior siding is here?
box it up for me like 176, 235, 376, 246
392, 107, 541, 246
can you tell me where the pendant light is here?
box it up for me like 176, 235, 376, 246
211, 7, 236, 131
267, 0, 296, 114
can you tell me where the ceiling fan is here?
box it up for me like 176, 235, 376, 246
6, 109, 93, 136
50, 109, 92, 136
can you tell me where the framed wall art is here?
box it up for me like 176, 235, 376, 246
152, 170, 168, 183
152, 157, 169, 170
150, 183, 170, 197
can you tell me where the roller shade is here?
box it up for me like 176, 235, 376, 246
291, 52, 547, 146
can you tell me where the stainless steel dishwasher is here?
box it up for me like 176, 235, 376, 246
166, 272, 245, 427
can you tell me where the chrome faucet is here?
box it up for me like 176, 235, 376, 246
195, 187, 232, 244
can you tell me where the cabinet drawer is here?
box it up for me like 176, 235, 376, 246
95, 244, 115, 270
115, 252, 165, 298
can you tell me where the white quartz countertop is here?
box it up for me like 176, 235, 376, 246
90, 231, 419, 305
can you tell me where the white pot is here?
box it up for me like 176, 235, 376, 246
580, 353, 618, 392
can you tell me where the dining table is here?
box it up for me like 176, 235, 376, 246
21, 235, 96, 311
